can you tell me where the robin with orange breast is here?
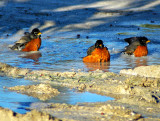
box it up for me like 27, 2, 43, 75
83, 40, 110, 62
10, 28, 42, 52
123, 37, 150, 57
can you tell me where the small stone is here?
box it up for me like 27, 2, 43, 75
77, 34, 80, 38
101, 112, 105, 115
109, 24, 113, 27
78, 84, 86, 91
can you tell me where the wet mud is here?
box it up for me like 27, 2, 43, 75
0, 107, 60, 121
120, 65, 160, 78
6, 84, 60, 101
0, 62, 160, 121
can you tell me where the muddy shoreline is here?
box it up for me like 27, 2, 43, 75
0, 62, 160, 121
0, 0, 160, 120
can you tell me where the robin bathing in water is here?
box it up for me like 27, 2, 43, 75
123, 37, 150, 57
83, 40, 110, 62
10, 28, 42, 52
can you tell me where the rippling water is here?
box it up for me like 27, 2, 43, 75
0, 23, 160, 114
0, 24, 160, 73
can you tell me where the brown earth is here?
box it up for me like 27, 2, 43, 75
0, 107, 61, 121
0, 62, 160, 121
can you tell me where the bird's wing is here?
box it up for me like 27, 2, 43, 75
124, 41, 140, 54
15, 34, 32, 44
87, 45, 95, 55
124, 37, 137, 45
10, 34, 32, 50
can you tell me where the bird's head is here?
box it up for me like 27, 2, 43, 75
139, 37, 150, 45
31, 28, 42, 37
95, 40, 104, 48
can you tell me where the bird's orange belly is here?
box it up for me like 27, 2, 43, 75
22, 38, 41, 52
134, 46, 148, 57
83, 48, 110, 62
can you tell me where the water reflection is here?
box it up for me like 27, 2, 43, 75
134, 58, 148, 67
20, 52, 42, 63
83, 62, 110, 72
140, 24, 160, 29
122, 55, 148, 68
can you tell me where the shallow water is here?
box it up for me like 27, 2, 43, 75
0, 76, 113, 114
0, 22, 160, 114
0, 26, 160, 73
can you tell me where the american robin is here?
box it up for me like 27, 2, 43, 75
123, 37, 150, 57
10, 28, 42, 52
83, 40, 110, 62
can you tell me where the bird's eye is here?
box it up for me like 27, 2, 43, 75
141, 40, 145, 42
